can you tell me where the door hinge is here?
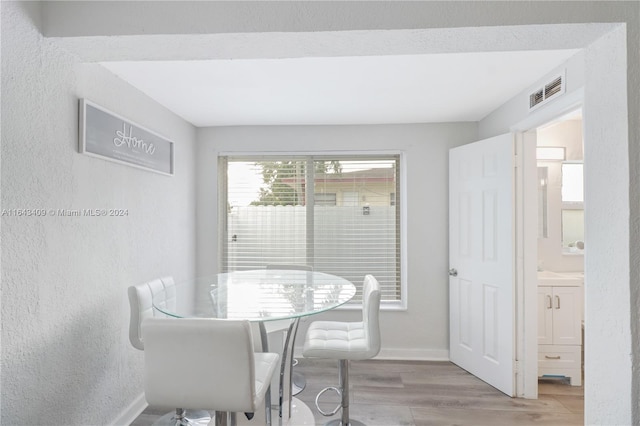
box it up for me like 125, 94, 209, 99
513, 154, 519, 169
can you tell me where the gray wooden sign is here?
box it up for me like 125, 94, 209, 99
79, 99, 174, 175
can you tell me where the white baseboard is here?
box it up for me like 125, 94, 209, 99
295, 347, 450, 361
110, 392, 147, 426
374, 348, 450, 361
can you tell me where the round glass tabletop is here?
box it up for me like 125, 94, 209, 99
152, 269, 356, 322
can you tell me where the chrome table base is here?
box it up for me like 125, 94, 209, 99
292, 371, 306, 395
324, 420, 367, 426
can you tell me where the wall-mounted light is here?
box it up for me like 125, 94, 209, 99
536, 146, 566, 161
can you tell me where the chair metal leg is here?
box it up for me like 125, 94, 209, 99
153, 408, 211, 426
214, 411, 229, 426
339, 360, 350, 426
264, 385, 272, 426
319, 360, 366, 426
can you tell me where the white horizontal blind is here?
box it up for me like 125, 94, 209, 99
220, 155, 401, 303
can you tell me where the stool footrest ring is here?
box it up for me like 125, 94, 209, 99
315, 386, 342, 417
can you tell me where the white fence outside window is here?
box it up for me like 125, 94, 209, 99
226, 205, 399, 302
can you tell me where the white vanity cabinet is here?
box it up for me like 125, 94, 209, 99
537, 274, 583, 386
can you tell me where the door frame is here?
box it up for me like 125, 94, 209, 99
510, 88, 584, 399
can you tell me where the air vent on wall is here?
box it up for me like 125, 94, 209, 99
530, 89, 544, 109
529, 71, 566, 111
545, 75, 563, 98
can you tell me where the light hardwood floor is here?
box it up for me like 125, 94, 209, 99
131, 359, 583, 426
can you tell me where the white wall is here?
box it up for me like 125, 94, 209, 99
196, 123, 477, 359
479, 25, 636, 426
1, 2, 197, 425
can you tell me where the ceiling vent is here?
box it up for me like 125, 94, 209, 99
529, 71, 565, 111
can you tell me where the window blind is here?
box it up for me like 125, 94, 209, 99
220, 155, 401, 303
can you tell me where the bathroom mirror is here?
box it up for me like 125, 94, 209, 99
561, 162, 584, 253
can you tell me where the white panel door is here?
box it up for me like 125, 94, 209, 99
449, 133, 515, 396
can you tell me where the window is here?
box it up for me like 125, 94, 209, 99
314, 193, 336, 206
219, 154, 402, 304
561, 162, 584, 203
342, 191, 359, 206
561, 162, 585, 252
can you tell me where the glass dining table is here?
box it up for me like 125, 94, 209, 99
151, 269, 356, 425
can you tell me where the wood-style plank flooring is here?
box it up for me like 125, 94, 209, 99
131, 359, 583, 426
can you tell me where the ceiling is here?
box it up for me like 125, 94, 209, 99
102, 49, 578, 127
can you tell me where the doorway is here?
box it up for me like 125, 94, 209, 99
515, 102, 586, 400
533, 109, 585, 396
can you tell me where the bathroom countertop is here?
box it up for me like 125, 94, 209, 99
537, 270, 584, 285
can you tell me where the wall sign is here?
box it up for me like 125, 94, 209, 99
79, 99, 174, 175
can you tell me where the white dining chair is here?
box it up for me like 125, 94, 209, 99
142, 317, 280, 426
128, 277, 211, 425
302, 274, 382, 426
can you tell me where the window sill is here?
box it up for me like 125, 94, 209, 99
337, 301, 407, 311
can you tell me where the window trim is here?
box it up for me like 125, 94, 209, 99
218, 150, 407, 310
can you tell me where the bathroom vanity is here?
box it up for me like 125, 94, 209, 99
537, 270, 584, 386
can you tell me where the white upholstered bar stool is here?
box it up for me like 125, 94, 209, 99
142, 317, 280, 426
128, 277, 211, 426
302, 274, 381, 426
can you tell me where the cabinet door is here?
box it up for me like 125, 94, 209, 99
537, 286, 554, 345
552, 286, 583, 346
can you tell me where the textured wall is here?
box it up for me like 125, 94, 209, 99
479, 24, 635, 425
1, 2, 196, 425
582, 26, 634, 426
